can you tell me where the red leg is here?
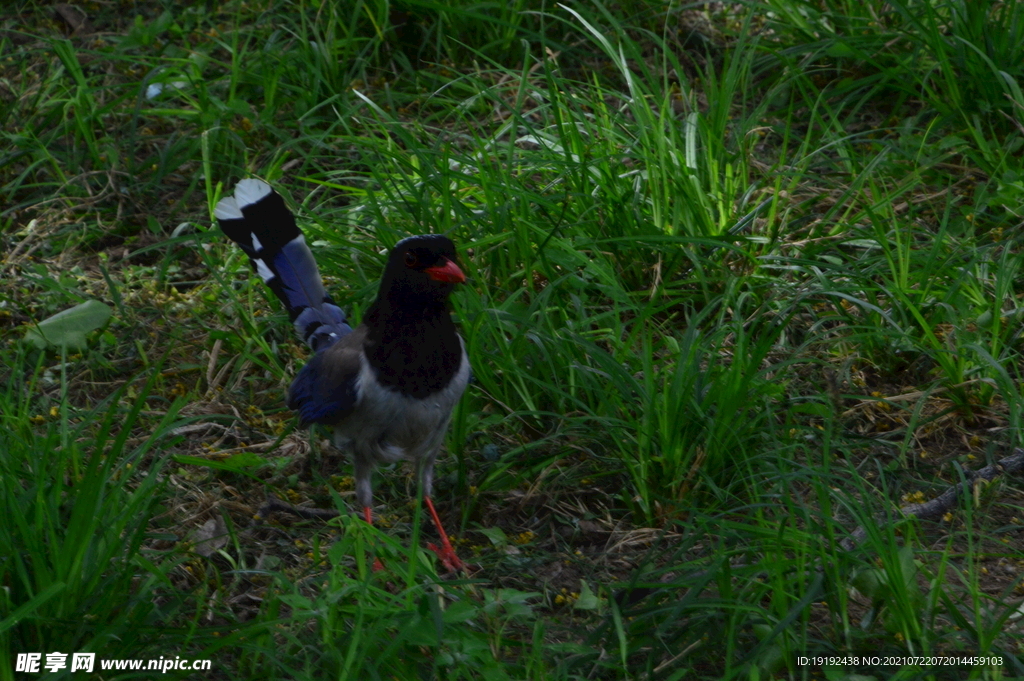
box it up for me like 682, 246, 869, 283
424, 496, 465, 573
362, 506, 384, 572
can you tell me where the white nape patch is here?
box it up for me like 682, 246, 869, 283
234, 178, 272, 209
251, 233, 263, 252
254, 258, 275, 283
214, 197, 242, 221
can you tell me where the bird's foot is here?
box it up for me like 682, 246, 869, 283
422, 496, 467, 573
426, 541, 466, 573
361, 507, 385, 572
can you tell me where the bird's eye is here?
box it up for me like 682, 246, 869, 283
404, 252, 418, 267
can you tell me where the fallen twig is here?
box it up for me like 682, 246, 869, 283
615, 448, 1024, 608
256, 495, 341, 522
840, 447, 1024, 550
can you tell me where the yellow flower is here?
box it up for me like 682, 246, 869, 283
514, 531, 535, 545
901, 490, 926, 504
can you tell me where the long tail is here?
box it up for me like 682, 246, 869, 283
214, 179, 351, 352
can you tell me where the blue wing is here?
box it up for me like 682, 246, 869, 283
287, 326, 367, 426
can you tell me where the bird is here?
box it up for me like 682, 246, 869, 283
214, 178, 470, 572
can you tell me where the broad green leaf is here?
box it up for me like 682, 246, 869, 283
24, 299, 112, 350
574, 580, 602, 610
478, 526, 508, 547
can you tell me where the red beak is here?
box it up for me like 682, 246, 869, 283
425, 259, 466, 284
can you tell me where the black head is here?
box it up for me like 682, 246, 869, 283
378, 234, 465, 305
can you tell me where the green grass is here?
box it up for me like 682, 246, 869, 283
3, 0, 1024, 678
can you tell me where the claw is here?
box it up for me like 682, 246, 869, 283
426, 541, 466, 573
364, 506, 385, 572
424, 496, 467, 573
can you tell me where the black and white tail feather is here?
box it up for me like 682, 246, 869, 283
214, 179, 351, 352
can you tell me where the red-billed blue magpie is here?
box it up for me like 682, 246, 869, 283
214, 179, 470, 572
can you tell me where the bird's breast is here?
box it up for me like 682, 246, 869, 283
334, 338, 470, 466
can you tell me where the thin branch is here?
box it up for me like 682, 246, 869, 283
840, 448, 1024, 550
256, 495, 342, 522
